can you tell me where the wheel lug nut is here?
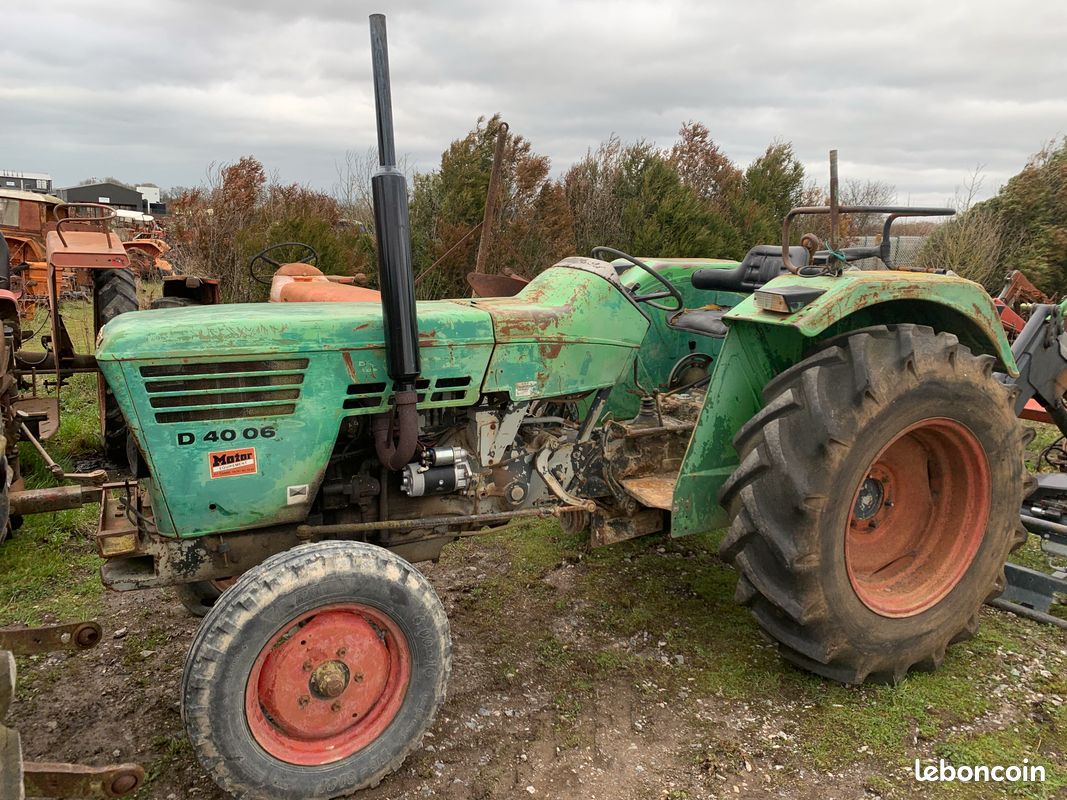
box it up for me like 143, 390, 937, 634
331, 701, 342, 712
298, 695, 310, 708
336, 647, 347, 657
302, 660, 313, 672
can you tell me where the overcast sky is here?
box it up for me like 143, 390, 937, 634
3, 1, 1065, 206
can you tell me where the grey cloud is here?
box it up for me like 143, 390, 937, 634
2, 0, 1064, 209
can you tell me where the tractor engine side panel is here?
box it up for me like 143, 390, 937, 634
466, 266, 652, 399
97, 301, 495, 538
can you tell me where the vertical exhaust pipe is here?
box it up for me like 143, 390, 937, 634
369, 13, 420, 469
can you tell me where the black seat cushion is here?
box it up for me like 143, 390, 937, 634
668, 306, 728, 338
691, 245, 809, 293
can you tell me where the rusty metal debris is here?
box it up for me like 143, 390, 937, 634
23, 762, 144, 799
0, 619, 143, 798
0, 621, 102, 654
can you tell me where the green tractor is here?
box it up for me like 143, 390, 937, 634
85, 15, 1030, 800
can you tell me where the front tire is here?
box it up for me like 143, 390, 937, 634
181, 541, 451, 799
719, 325, 1029, 684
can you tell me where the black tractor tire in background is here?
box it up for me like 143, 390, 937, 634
174, 579, 234, 618
93, 268, 138, 465
149, 296, 197, 310
182, 541, 451, 799
719, 325, 1030, 684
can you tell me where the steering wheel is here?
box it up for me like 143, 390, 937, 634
249, 242, 319, 286
591, 246, 683, 312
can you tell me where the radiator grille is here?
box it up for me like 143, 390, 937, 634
343, 375, 472, 411
142, 359, 308, 424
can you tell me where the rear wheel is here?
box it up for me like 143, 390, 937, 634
93, 268, 138, 465
181, 541, 451, 799
719, 325, 1029, 684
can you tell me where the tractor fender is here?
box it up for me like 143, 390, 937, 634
723, 270, 1016, 375
671, 270, 1014, 538
0, 291, 18, 323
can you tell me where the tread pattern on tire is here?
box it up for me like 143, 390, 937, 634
181, 541, 452, 800
717, 324, 1030, 685
94, 268, 138, 463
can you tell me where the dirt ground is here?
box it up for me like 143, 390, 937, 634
7, 519, 1066, 800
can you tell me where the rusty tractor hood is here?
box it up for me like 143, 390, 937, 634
96, 299, 494, 362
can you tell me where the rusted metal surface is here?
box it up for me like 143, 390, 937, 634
466, 271, 528, 298
9, 484, 101, 516
121, 239, 172, 278
845, 418, 990, 617
99, 498, 588, 591
298, 505, 577, 538
0, 622, 102, 654
46, 205, 129, 270
0, 650, 14, 716
619, 474, 676, 511
998, 269, 1050, 308
244, 604, 410, 765
590, 508, 664, 547
3, 234, 45, 264
23, 762, 144, 798
0, 721, 19, 800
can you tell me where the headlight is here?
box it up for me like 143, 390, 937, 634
754, 286, 826, 314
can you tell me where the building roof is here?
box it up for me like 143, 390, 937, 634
58, 181, 136, 192
0, 188, 62, 204
0, 170, 52, 181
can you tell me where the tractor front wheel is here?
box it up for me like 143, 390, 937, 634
719, 325, 1029, 684
181, 541, 451, 799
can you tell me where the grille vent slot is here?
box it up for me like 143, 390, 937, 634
143, 359, 308, 424
343, 375, 472, 411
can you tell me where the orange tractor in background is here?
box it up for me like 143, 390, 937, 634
0, 199, 218, 503
0, 189, 172, 304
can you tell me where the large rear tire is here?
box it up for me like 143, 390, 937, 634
93, 268, 138, 465
181, 541, 451, 799
719, 325, 1030, 684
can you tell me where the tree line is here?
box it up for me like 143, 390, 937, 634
166, 114, 1065, 302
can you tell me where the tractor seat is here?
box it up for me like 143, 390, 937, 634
668, 305, 729, 338
691, 245, 809, 293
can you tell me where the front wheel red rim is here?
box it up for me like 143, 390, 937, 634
245, 603, 411, 765
845, 417, 990, 618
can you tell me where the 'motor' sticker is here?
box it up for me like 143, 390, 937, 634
209, 447, 258, 479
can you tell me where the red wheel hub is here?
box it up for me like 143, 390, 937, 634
245, 604, 411, 765
845, 418, 990, 618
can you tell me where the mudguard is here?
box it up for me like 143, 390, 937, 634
671, 269, 1015, 537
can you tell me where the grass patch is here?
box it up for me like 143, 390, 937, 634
0, 300, 106, 626
134, 734, 194, 798
448, 518, 1067, 794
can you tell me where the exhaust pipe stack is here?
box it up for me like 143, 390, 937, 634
368, 13, 421, 469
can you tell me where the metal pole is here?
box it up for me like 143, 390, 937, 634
474, 121, 509, 275
828, 149, 839, 251
369, 14, 396, 168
